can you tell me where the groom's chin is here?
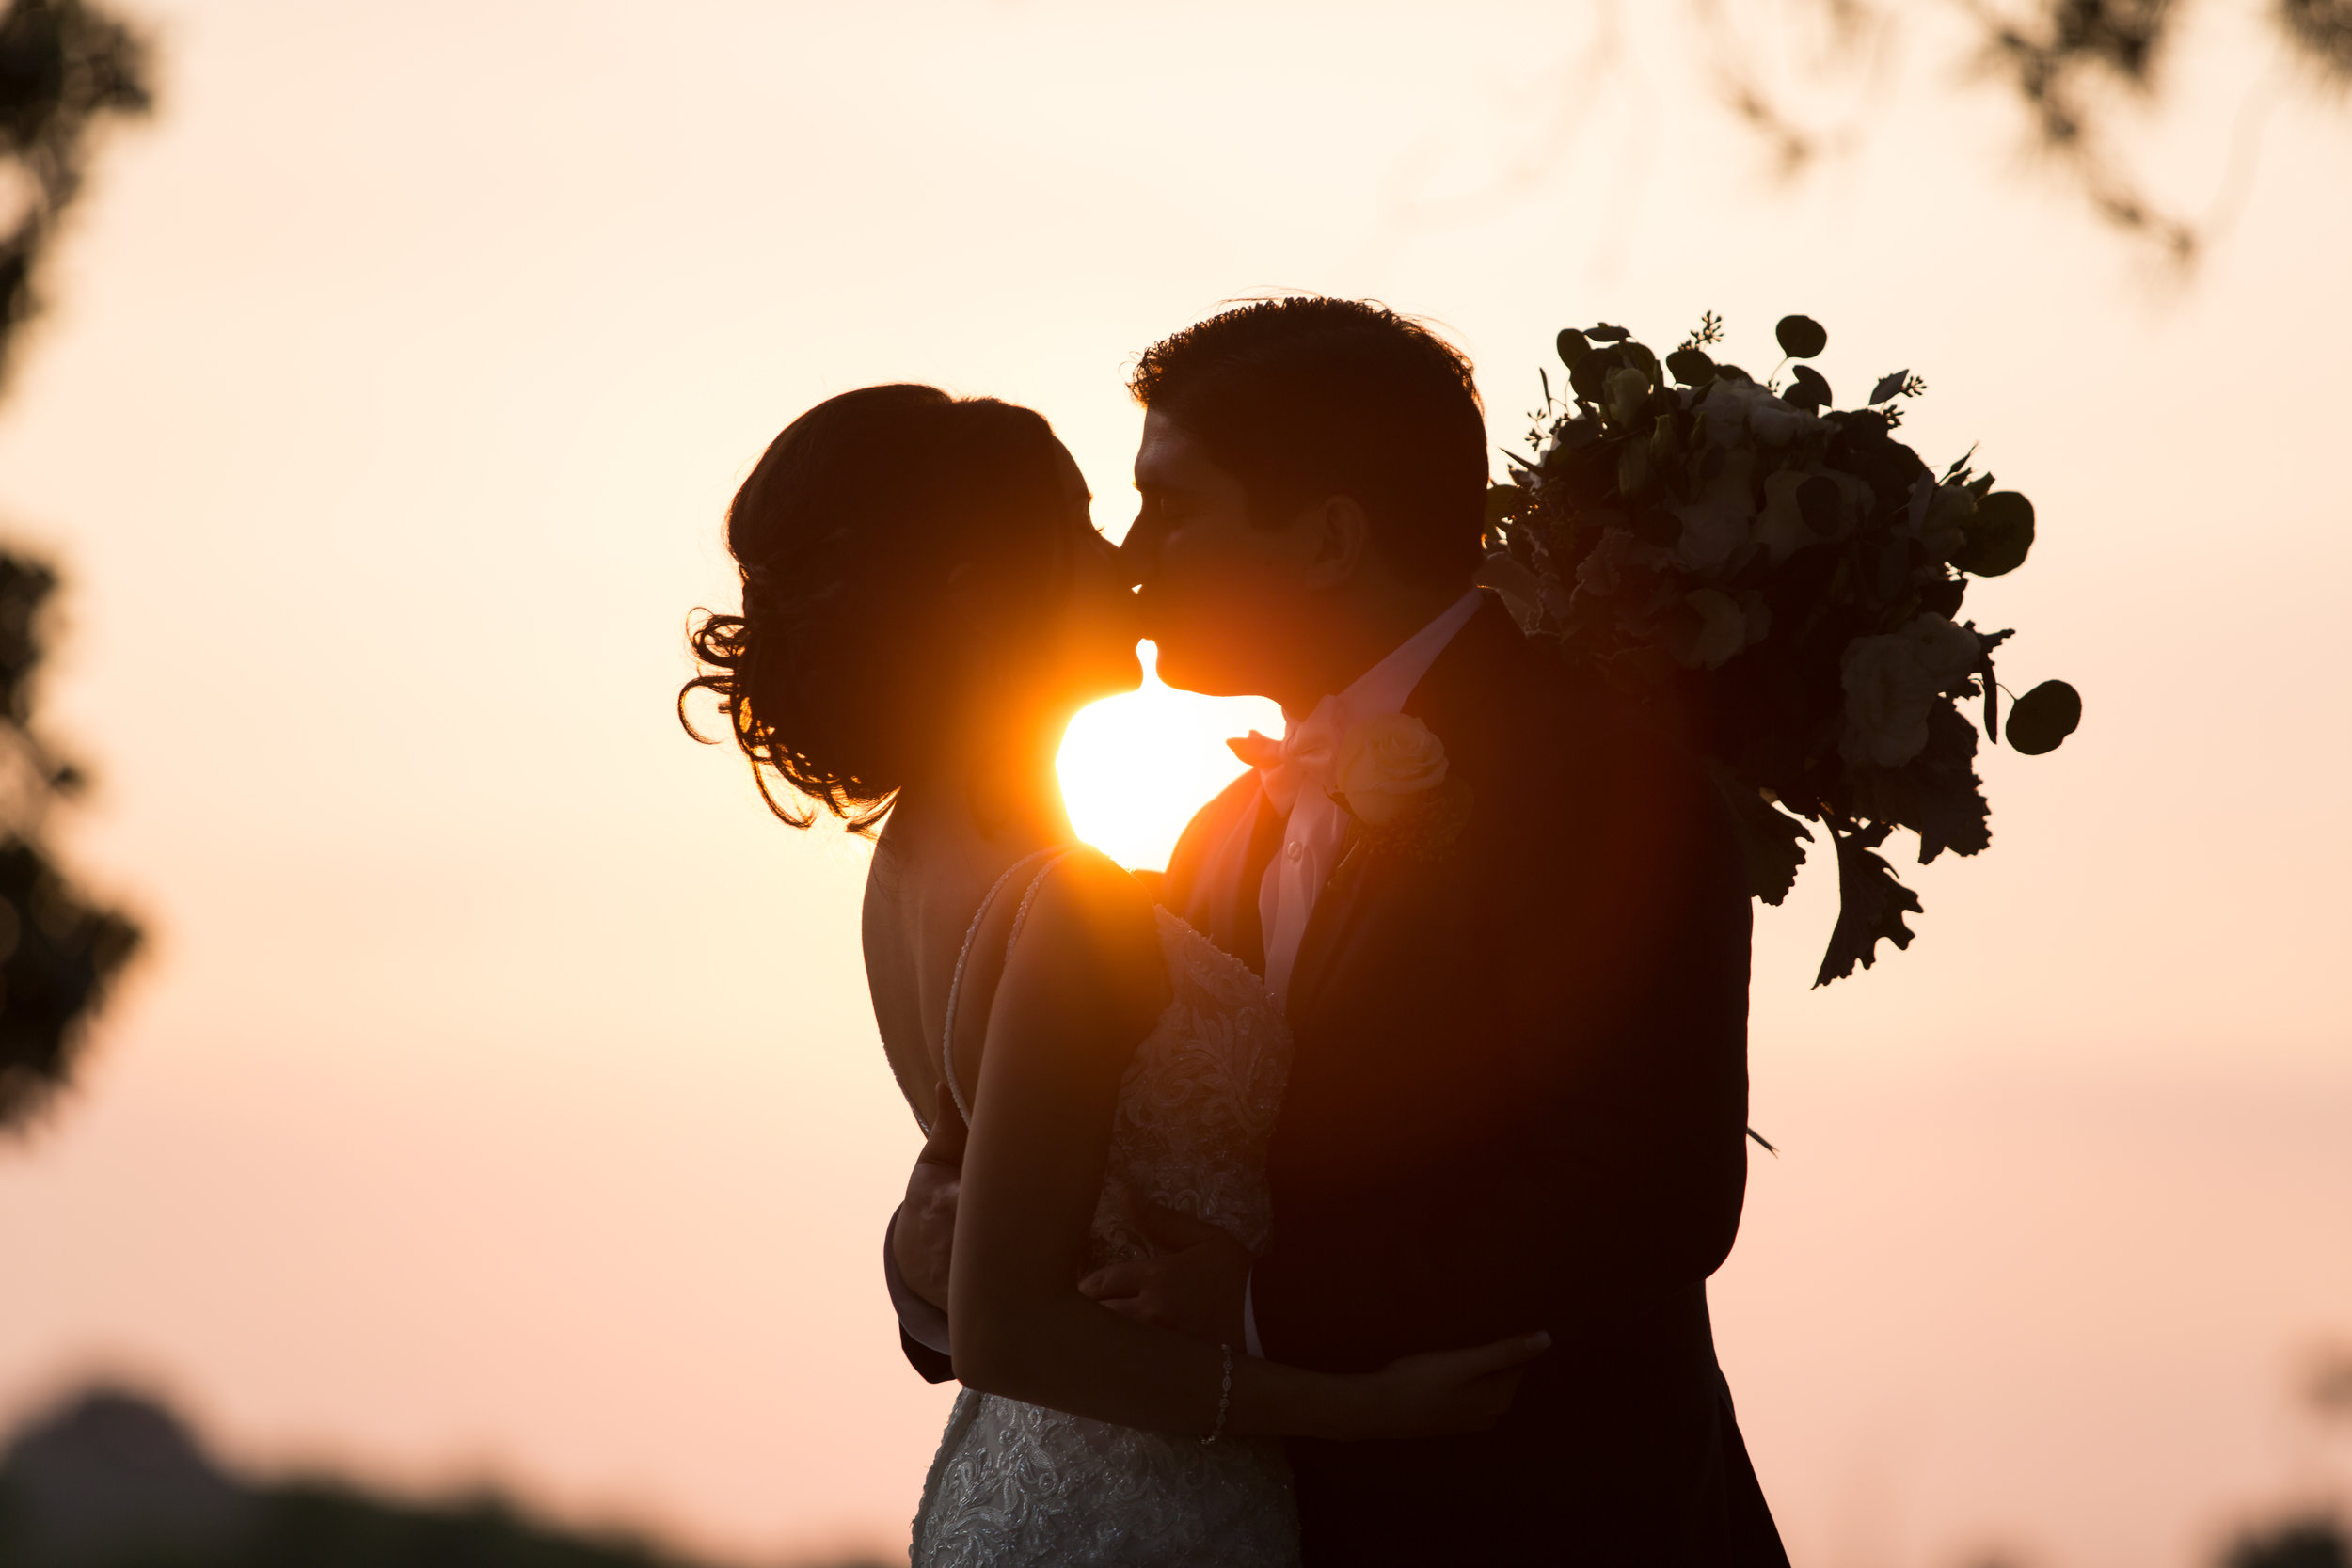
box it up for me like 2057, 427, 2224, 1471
1159, 669, 1252, 702
1144, 620, 1265, 698
1145, 641, 1228, 698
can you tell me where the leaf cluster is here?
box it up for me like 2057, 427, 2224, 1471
1486, 312, 2081, 983
0, 554, 138, 1130
0, 2, 149, 1129
0, 0, 153, 388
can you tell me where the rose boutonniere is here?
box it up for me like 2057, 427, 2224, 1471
1330, 713, 1473, 864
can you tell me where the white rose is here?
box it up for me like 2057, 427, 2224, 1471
1334, 712, 1449, 828
1905, 611, 1983, 689
1679, 588, 1750, 670
1756, 467, 1869, 563
1838, 613, 1984, 768
1667, 446, 1757, 575
1839, 637, 1931, 768
1746, 398, 1817, 448
1755, 469, 1814, 564
1573, 529, 1667, 598
1698, 379, 1769, 446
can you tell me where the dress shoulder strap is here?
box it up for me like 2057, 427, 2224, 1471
939, 845, 1081, 1126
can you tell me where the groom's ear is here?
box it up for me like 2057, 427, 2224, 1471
1298, 494, 1372, 592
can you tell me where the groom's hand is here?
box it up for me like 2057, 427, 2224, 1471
895, 1083, 965, 1311
1076, 1195, 1250, 1345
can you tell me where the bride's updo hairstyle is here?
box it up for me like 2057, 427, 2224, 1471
682, 384, 1078, 832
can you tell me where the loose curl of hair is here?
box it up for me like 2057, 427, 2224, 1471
681, 385, 1072, 832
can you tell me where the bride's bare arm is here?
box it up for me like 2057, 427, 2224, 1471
946, 854, 1545, 1440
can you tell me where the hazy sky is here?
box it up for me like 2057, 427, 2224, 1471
2, 4, 2347, 1565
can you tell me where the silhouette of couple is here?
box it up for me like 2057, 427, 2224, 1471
685, 299, 1787, 1566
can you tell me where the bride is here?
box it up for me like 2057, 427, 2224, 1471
682, 385, 1549, 1566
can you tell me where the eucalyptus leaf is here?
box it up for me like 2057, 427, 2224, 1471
1556, 328, 1591, 368
1786, 364, 1833, 411
1952, 491, 2035, 577
1666, 347, 1717, 386
1568, 344, 1616, 404
1870, 370, 1910, 405
2004, 679, 2082, 755
1776, 314, 1828, 358
1586, 323, 1630, 343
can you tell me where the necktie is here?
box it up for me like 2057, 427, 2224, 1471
1226, 699, 1343, 816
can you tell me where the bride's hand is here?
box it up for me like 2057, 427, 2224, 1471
1343, 1332, 1552, 1441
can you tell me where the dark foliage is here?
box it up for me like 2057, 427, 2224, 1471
2225, 1516, 2352, 1568
91, 1486, 733, 1568
1488, 313, 2078, 983
0, 515, 137, 1132
0, 1387, 897, 1568
0, 0, 151, 387
1690, 0, 2352, 264
0, 0, 149, 1129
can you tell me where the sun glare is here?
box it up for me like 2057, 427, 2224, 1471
1057, 643, 1282, 871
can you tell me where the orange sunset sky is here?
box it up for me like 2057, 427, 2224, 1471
1, 4, 2348, 1566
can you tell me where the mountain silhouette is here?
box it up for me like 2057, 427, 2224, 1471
0, 1385, 890, 1568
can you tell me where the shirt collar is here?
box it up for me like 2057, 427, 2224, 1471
1319, 587, 1486, 731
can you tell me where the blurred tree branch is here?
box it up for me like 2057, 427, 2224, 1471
1687, 0, 2352, 265
0, 0, 151, 388
0, 0, 151, 1132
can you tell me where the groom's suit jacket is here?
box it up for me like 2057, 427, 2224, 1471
1162, 594, 1787, 1567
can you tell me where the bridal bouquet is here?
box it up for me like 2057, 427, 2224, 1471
1479, 312, 2081, 984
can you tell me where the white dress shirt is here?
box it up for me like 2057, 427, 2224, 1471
1254, 588, 1486, 1008
1241, 586, 1485, 1355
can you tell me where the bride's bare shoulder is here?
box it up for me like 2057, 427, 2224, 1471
1000, 848, 1171, 1030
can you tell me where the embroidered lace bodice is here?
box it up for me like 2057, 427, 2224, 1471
910, 850, 1299, 1567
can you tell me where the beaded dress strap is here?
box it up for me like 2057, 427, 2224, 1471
939, 846, 1079, 1127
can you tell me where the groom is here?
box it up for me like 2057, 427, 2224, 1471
888, 297, 1787, 1565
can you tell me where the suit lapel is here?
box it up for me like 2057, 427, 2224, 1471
1170, 775, 1281, 978
1284, 593, 1525, 1030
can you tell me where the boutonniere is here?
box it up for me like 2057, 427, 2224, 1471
1329, 713, 1473, 870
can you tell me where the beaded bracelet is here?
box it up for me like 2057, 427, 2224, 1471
1202, 1343, 1234, 1445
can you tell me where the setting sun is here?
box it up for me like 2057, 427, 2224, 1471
1057, 642, 1281, 871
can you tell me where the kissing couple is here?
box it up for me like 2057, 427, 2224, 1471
684, 298, 1788, 1566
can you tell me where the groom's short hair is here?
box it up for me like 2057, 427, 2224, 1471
1128, 298, 1487, 583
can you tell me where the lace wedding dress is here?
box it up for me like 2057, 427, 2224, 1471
910, 848, 1300, 1568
